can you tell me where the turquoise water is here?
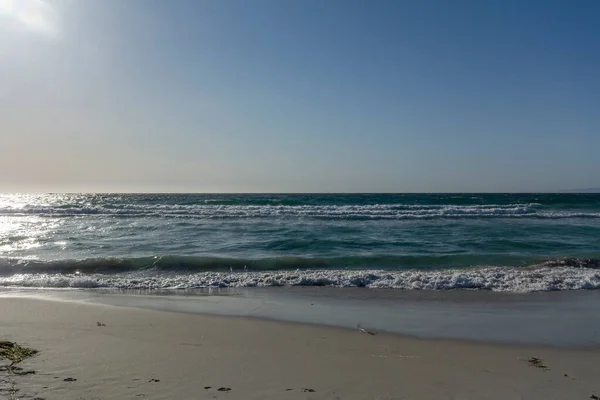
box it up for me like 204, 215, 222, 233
1, 193, 599, 291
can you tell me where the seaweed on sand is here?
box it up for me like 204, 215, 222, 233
527, 357, 548, 369
0, 341, 38, 375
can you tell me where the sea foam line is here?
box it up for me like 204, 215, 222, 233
0, 266, 598, 292
1, 202, 598, 219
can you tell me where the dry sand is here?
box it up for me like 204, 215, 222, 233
1, 297, 599, 400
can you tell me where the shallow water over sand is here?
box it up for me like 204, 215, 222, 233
3, 288, 599, 347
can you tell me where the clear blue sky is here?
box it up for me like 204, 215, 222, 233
1, 0, 599, 192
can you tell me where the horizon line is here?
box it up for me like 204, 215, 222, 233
2, 191, 599, 195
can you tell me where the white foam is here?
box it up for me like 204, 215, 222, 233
2, 202, 596, 219
1, 267, 598, 292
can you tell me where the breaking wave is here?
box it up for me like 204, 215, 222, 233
1, 255, 599, 276
0, 267, 598, 293
0, 258, 598, 293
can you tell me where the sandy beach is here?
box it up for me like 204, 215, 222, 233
3, 0, 599, 395
1, 297, 598, 400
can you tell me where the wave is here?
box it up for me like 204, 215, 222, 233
2, 203, 599, 220
0, 257, 598, 292
1, 256, 599, 276
0, 264, 598, 292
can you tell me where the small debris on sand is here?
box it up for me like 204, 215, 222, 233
527, 357, 548, 369
97, 321, 106, 327
357, 324, 377, 335
217, 387, 231, 392
63, 377, 77, 382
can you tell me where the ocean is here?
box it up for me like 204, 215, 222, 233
1, 193, 599, 292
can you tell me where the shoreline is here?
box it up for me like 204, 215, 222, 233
3, 287, 600, 347
1, 297, 600, 400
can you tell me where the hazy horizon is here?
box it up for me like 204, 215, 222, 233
2, 189, 600, 194
2, 0, 599, 193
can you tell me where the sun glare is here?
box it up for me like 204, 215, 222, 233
0, 0, 14, 14
0, 0, 57, 36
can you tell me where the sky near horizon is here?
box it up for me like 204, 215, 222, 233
1, 0, 599, 193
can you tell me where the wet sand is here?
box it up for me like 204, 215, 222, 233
4, 287, 600, 346
1, 297, 599, 400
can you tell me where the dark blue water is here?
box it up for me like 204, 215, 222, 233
1, 193, 599, 291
